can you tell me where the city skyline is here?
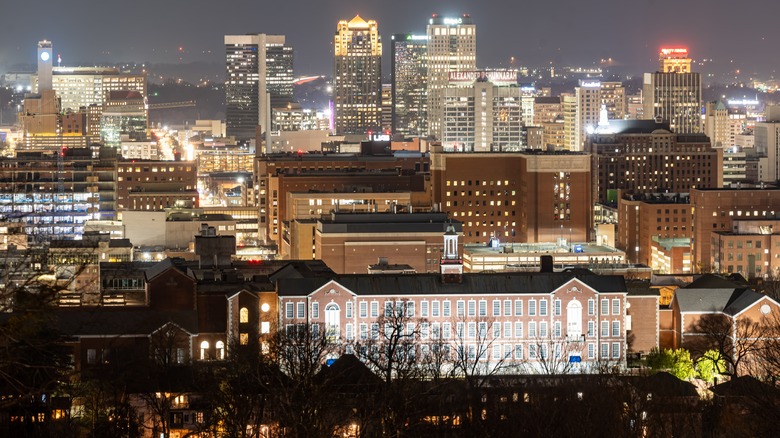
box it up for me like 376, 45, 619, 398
0, 0, 778, 79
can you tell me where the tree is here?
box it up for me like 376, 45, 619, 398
196, 335, 270, 438
686, 314, 766, 376
696, 349, 726, 383
269, 323, 342, 438
646, 348, 695, 380
0, 246, 75, 436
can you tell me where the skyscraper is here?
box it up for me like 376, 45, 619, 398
391, 33, 427, 137
333, 15, 382, 135
426, 14, 476, 140
225, 34, 293, 142
643, 48, 702, 134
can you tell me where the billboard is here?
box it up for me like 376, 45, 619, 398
448, 70, 518, 86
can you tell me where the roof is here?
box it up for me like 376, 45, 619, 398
683, 274, 748, 289
144, 257, 192, 282
54, 308, 198, 337
674, 287, 763, 315
710, 375, 779, 398
278, 271, 627, 297
347, 15, 369, 28
634, 372, 698, 397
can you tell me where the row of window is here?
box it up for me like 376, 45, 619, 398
342, 320, 622, 341
284, 298, 622, 319
347, 341, 622, 361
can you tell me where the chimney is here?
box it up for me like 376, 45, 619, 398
540, 255, 554, 273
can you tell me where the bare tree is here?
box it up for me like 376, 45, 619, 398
686, 314, 766, 377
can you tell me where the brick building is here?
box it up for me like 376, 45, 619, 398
586, 124, 722, 204
315, 212, 462, 274
691, 188, 780, 272
616, 193, 691, 265
117, 160, 198, 212
257, 152, 429, 247
430, 146, 592, 244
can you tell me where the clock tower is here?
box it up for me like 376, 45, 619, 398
37, 40, 53, 92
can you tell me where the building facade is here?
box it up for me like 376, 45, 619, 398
391, 34, 428, 137
643, 48, 702, 134
426, 14, 476, 140
225, 34, 293, 141
430, 146, 592, 244
441, 71, 521, 152
587, 126, 722, 204
333, 16, 382, 135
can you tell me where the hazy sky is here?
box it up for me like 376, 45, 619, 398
1, 0, 778, 78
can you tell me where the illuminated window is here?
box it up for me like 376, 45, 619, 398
240, 307, 248, 323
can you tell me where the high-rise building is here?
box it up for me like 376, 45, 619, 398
426, 14, 476, 140
643, 48, 702, 134
586, 121, 722, 204
47, 67, 146, 113
333, 16, 382, 135
391, 33, 427, 137
225, 34, 293, 142
573, 81, 602, 151
37, 40, 53, 92
704, 100, 729, 148
441, 71, 521, 152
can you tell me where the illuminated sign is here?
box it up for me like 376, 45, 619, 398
580, 80, 601, 88
448, 70, 518, 85
405, 35, 427, 41
728, 99, 759, 106
660, 48, 688, 56
443, 17, 463, 25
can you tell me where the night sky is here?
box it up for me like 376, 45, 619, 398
1, 0, 777, 78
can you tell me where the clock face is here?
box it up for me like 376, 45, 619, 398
40, 51, 50, 62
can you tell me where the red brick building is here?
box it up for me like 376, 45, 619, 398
430, 146, 592, 244
117, 160, 198, 211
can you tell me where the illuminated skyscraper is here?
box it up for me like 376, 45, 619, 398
426, 14, 476, 140
225, 34, 293, 142
333, 15, 382, 135
643, 48, 702, 134
391, 33, 427, 137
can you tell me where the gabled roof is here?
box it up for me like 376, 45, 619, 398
674, 287, 763, 315
316, 354, 382, 387
710, 375, 779, 398
634, 372, 698, 397
278, 271, 627, 297
145, 258, 192, 282
683, 274, 748, 290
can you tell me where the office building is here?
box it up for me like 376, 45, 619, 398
426, 14, 476, 140
48, 67, 147, 113
643, 48, 702, 134
100, 91, 147, 148
617, 193, 691, 266
391, 34, 428, 137
430, 146, 592, 244
0, 147, 118, 242
754, 107, 780, 182
225, 34, 293, 141
704, 100, 729, 148
586, 121, 722, 204
116, 160, 198, 212
441, 70, 521, 152
691, 187, 780, 272
333, 16, 382, 135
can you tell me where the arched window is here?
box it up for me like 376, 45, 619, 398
199, 340, 209, 360
216, 340, 225, 360
240, 307, 249, 323
567, 300, 583, 339
325, 303, 340, 340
